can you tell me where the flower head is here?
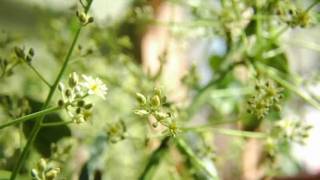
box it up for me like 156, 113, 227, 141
81, 75, 108, 99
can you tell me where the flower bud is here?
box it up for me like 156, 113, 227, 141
77, 11, 88, 24
154, 88, 161, 96
37, 158, 47, 172
58, 82, 64, 92
150, 95, 160, 107
65, 89, 72, 97
68, 72, 79, 88
45, 168, 60, 180
88, 17, 94, 23
14, 46, 25, 59
84, 103, 93, 109
134, 109, 148, 116
135, 93, 146, 105
29, 48, 35, 56
154, 111, 168, 119
77, 100, 85, 107
76, 107, 81, 114
58, 99, 65, 107
152, 122, 158, 128
31, 169, 39, 179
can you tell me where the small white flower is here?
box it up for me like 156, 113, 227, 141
81, 75, 108, 99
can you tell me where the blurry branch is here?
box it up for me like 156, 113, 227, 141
176, 138, 219, 179
257, 63, 320, 111
138, 137, 170, 180
0, 106, 60, 130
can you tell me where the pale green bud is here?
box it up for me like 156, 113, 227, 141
135, 93, 146, 105
31, 169, 39, 179
134, 109, 149, 116
154, 88, 161, 96
68, 72, 79, 88
14, 46, 25, 59
37, 158, 47, 172
150, 95, 161, 107
45, 168, 60, 180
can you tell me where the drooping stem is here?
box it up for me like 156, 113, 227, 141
9, 1, 94, 179
0, 107, 60, 130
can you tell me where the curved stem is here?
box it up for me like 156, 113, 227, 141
0, 107, 60, 130
10, 1, 94, 179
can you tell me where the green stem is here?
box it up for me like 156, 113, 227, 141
41, 120, 73, 127
0, 107, 60, 130
214, 128, 266, 139
176, 138, 219, 179
26, 63, 52, 87
183, 124, 266, 139
10, 1, 94, 179
139, 137, 170, 180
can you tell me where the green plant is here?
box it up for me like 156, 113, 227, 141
0, 0, 319, 179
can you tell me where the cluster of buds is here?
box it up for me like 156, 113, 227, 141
106, 120, 127, 143
14, 46, 35, 64
273, 119, 313, 145
50, 140, 73, 162
0, 96, 31, 118
134, 88, 180, 137
31, 158, 60, 180
58, 72, 107, 124
271, 1, 311, 28
76, 10, 94, 26
247, 80, 283, 120
264, 119, 312, 163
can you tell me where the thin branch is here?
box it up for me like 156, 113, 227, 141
0, 107, 60, 130
25, 63, 52, 87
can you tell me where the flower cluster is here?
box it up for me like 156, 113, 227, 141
14, 46, 35, 64
247, 80, 283, 120
106, 120, 127, 143
134, 88, 180, 137
273, 119, 312, 145
264, 119, 313, 164
76, 11, 94, 26
58, 72, 107, 123
31, 158, 60, 180
50, 139, 74, 163
271, 0, 312, 28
